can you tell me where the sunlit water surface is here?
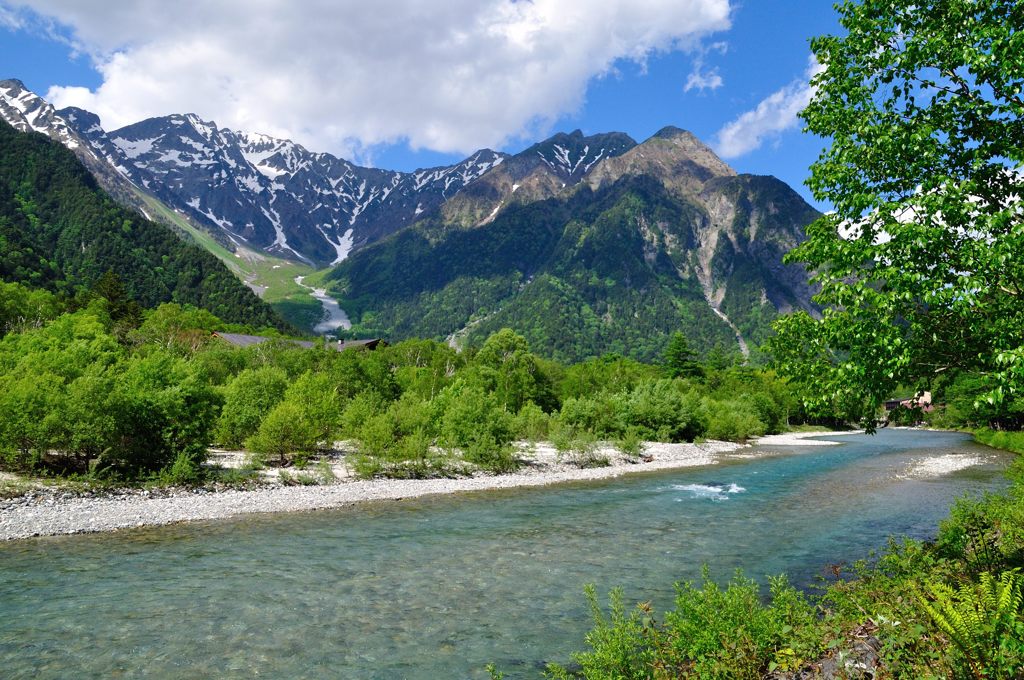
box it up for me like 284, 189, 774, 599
0, 430, 1014, 678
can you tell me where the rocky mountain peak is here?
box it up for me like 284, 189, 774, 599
584, 125, 735, 198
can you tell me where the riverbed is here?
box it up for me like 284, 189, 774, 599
295, 275, 351, 334
0, 430, 1012, 679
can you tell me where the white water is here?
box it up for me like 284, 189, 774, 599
294, 275, 351, 334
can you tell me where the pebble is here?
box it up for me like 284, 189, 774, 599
0, 440, 743, 541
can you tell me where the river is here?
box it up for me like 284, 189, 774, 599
0, 430, 1013, 679
295, 275, 351, 334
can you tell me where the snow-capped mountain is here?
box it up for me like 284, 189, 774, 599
0, 79, 507, 265
438, 129, 638, 227
524, 130, 636, 182
0, 80, 154, 212
106, 115, 506, 264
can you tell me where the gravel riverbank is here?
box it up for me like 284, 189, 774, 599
0, 434, 845, 541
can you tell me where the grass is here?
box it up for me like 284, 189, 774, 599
133, 187, 332, 332
974, 428, 1024, 455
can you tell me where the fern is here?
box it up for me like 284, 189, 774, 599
918, 569, 1024, 679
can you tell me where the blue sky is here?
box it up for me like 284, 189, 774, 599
0, 1, 841, 208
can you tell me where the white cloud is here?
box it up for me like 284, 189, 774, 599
715, 55, 824, 158
4, 0, 732, 158
684, 68, 722, 92
683, 40, 726, 93
0, 5, 24, 29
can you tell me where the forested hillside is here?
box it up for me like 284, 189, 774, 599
327, 164, 817, 364
0, 121, 286, 329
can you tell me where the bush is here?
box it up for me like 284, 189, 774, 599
663, 570, 821, 677
515, 401, 551, 442
551, 424, 607, 468
614, 428, 646, 460
614, 380, 707, 442
558, 395, 618, 438
245, 401, 318, 465
155, 450, 205, 486
283, 370, 343, 447
705, 399, 766, 442
215, 367, 288, 447
435, 380, 518, 472
547, 570, 822, 679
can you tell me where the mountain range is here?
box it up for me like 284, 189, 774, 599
0, 78, 820, 361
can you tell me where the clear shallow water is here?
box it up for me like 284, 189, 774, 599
0, 430, 1013, 679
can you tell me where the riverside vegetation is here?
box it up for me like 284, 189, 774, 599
538, 437, 1024, 679
543, 0, 1024, 677
0, 280, 805, 486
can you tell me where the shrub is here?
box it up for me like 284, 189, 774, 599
551, 423, 607, 468
614, 380, 707, 442
558, 395, 617, 438
283, 370, 343, 447
215, 367, 288, 447
515, 401, 551, 442
705, 399, 766, 442
614, 428, 646, 460
663, 570, 821, 678
155, 450, 205, 486
245, 401, 318, 465
548, 570, 821, 679
339, 391, 387, 439
435, 380, 517, 471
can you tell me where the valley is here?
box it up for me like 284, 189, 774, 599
1, 80, 818, 358
1, 2, 1020, 674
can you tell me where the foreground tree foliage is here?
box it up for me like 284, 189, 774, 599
771, 0, 1024, 423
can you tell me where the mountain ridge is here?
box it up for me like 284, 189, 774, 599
0, 78, 820, 358
0, 116, 287, 329
324, 130, 819, 362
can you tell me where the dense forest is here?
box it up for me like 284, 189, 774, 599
326, 175, 779, 364
0, 120, 287, 331
0, 279, 814, 481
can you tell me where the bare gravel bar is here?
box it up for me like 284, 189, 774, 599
0, 435, 846, 541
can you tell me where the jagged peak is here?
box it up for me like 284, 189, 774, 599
0, 78, 29, 91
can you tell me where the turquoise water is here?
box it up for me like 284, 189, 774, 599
0, 430, 1014, 679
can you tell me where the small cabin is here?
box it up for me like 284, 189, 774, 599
884, 390, 934, 413
212, 332, 385, 352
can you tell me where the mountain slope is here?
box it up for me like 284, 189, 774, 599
325, 129, 818, 363
440, 129, 636, 227
0, 119, 286, 329
0, 79, 510, 267
107, 114, 507, 264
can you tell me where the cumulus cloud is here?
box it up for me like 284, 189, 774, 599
684, 68, 723, 93
715, 55, 824, 158
4, 0, 732, 158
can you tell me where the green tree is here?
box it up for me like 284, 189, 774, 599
283, 369, 343, 446
771, 0, 1024, 422
662, 332, 702, 379
473, 328, 555, 412
0, 280, 61, 336
132, 303, 221, 354
215, 367, 288, 447
246, 402, 318, 466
